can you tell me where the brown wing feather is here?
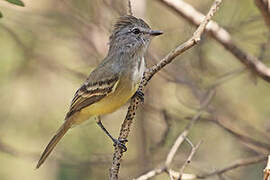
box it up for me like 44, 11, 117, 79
66, 75, 119, 118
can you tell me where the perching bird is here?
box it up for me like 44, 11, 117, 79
36, 15, 163, 169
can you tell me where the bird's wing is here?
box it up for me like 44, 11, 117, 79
66, 74, 119, 118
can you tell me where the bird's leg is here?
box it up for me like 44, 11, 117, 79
96, 117, 128, 152
133, 89, 144, 103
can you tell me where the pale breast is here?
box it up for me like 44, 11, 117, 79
132, 56, 145, 85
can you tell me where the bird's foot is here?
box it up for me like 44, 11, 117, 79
113, 138, 128, 152
133, 90, 144, 103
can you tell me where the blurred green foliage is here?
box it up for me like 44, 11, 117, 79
0, 0, 24, 18
6, 0, 24, 7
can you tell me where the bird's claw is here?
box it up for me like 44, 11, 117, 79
133, 90, 144, 103
113, 138, 128, 152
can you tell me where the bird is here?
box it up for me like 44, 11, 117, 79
36, 15, 163, 169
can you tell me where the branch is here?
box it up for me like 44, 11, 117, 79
158, 0, 270, 83
109, 1, 223, 179
134, 141, 202, 180
185, 115, 270, 155
133, 116, 201, 180
264, 156, 270, 180
127, 0, 133, 15
165, 113, 201, 166
197, 155, 267, 178
213, 118, 270, 154
254, 0, 270, 28
178, 141, 202, 180
133, 88, 215, 180
163, 155, 267, 180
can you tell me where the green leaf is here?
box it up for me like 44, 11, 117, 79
6, 0, 25, 7
0, 11, 2, 18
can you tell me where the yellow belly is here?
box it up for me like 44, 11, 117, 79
72, 79, 138, 124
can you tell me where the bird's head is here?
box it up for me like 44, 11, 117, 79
109, 15, 163, 54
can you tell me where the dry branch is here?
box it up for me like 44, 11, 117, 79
178, 141, 202, 180
165, 113, 201, 167
163, 155, 267, 179
264, 156, 270, 180
133, 114, 202, 180
127, 0, 133, 15
197, 155, 267, 178
134, 84, 216, 180
133, 140, 202, 180
213, 118, 270, 155
158, 0, 270, 83
255, 0, 270, 28
109, 1, 223, 179
185, 115, 270, 155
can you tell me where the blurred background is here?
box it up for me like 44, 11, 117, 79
0, 0, 270, 179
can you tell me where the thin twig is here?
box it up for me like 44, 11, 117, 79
133, 116, 201, 180
264, 156, 270, 180
167, 155, 267, 179
134, 87, 216, 180
178, 141, 202, 180
169, 172, 174, 180
127, 0, 133, 15
214, 118, 270, 154
109, 1, 222, 179
134, 167, 166, 180
146, 0, 222, 80
197, 155, 267, 178
254, 0, 270, 28
169, 170, 197, 180
186, 116, 270, 155
133, 115, 200, 180
165, 112, 201, 166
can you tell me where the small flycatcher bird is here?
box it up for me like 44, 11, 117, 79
36, 15, 163, 169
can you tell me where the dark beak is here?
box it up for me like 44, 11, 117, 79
149, 30, 163, 36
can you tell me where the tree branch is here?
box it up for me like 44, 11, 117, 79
166, 155, 267, 179
264, 156, 270, 180
109, 1, 223, 179
133, 88, 215, 180
178, 141, 202, 180
254, 0, 270, 28
127, 0, 133, 15
214, 118, 270, 155
158, 0, 270, 83
197, 155, 267, 178
133, 114, 202, 180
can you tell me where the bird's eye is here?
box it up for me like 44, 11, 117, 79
132, 28, 140, 34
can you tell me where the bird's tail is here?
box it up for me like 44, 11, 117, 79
36, 121, 71, 169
